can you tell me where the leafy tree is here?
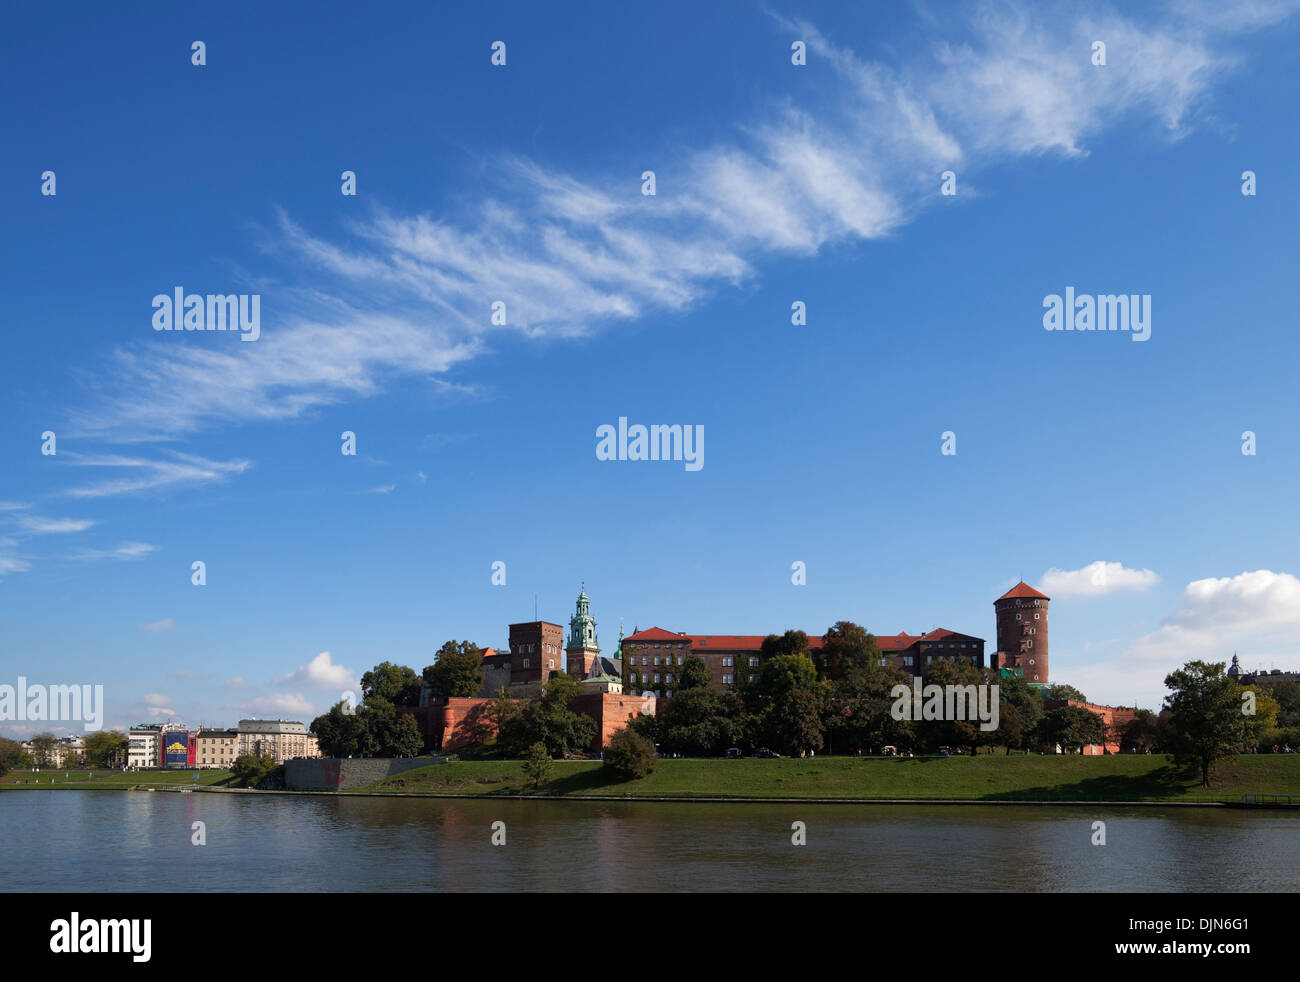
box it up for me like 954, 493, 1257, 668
422, 641, 486, 699
1256, 679, 1300, 728
362, 698, 424, 757
83, 730, 129, 768
1036, 705, 1107, 754
522, 742, 552, 790
750, 653, 819, 702
761, 689, 825, 756
677, 655, 713, 690
991, 670, 1043, 753
604, 728, 657, 780
760, 630, 810, 660
0, 737, 31, 775
824, 664, 914, 754
361, 661, 423, 706
1164, 660, 1250, 787
1119, 709, 1161, 752
29, 732, 58, 768
1040, 683, 1088, 704
654, 686, 745, 756
1237, 685, 1280, 751
919, 659, 987, 754
498, 674, 597, 758
817, 621, 882, 681
311, 700, 377, 758
230, 753, 276, 788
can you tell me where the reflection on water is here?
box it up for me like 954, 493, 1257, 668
3, 792, 1297, 892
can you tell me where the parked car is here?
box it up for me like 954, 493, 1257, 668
725, 747, 742, 759
756, 747, 781, 758
880, 745, 897, 757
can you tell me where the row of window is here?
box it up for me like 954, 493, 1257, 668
1014, 613, 1042, 621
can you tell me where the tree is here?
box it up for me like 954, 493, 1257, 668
654, 686, 745, 756
750, 653, 819, 701
604, 728, 657, 780
817, 621, 882, 681
361, 661, 423, 706
522, 742, 552, 790
677, 655, 713, 691
763, 688, 825, 756
823, 664, 914, 754
83, 730, 129, 768
1164, 660, 1249, 787
0, 737, 31, 775
1040, 683, 1088, 704
361, 698, 424, 757
230, 754, 276, 788
29, 733, 57, 768
1119, 709, 1161, 752
991, 671, 1043, 753
311, 701, 376, 758
1037, 705, 1107, 754
498, 674, 597, 758
422, 641, 485, 699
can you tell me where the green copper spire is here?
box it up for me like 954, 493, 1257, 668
568, 585, 598, 652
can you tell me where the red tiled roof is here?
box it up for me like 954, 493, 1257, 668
627, 628, 979, 653
625, 627, 688, 641
997, 581, 1050, 601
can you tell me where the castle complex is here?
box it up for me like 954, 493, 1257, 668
408, 580, 1055, 752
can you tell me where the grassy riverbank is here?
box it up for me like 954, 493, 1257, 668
353, 754, 1300, 804
0, 769, 236, 790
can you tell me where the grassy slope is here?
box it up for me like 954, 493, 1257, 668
353, 754, 1300, 804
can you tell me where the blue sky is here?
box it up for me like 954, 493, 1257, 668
3, 0, 1299, 736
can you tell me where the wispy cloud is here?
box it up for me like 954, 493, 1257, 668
61, 1, 1298, 446
367, 484, 396, 495
18, 516, 96, 534
62, 452, 251, 498
142, 618, 177, 633
74, 542, 159, 562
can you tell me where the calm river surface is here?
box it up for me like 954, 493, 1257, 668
3, 791, 1298, 892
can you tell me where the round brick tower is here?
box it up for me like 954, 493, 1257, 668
994, 581, 1050, 685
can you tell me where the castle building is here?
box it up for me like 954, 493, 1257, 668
989, 581, 1050, 685
566, 586, 601, 678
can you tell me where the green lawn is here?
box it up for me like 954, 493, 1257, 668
0, 768, 236, 790
352, 754, 1300, 804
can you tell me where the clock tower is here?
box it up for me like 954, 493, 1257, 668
566, 585, 600, 677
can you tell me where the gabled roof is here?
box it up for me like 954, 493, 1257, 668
996, 581, 1049, 601
625, 627, 687, 641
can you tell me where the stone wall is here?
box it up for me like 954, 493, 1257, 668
284, 756, 441, 791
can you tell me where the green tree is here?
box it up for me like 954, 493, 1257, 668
824, 664, 914, 754
29, 732, 58, 768
1118, 709, 1161, 752
1164, 660, 1250, 787
361, 661, 423, 706
522, 741, 552, 790
422, 641, 486, 699
1040, 683, 1088, 704
498, 674, 597, 758
361, 699, 424, 757
991, 670, 1043, 753
817, 621, 882, 681
230, 753, 276, 788
0, 737, 31, 775
604, 727, 657, 780
1036, 705, 1107, 754
655, 686, 745, 756
83, 730, 130, 768
311, 700, 375, 758
677, 655, 713, 690
763, 689, 825, 756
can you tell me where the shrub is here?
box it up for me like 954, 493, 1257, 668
604, 728, 657, 781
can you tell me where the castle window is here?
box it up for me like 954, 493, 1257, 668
1034, 613, 1040, 620
677, 656, 684, 665
1027, 641, 1032, 649
666, 690, 673, 699
666, 674, 673, 684
903, 656, 913, 666
548, 660, 554, 669
722, 674, 734, 685
523, 658, 530, 668
1016, 614, 1021, 621
1029, 659, 1035, 666
654, 656, 660, 666
722, 656, 734, 667
749, 657, 759, 667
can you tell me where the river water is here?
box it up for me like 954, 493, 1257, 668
3, 791, 1297, 892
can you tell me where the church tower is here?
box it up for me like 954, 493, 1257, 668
566, 585, 600, 677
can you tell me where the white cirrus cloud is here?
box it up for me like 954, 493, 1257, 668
140, 618, 176, 633
1041, 561, 1160, 597
19, 516, 95, 534
275, 651, 357, 691
74, 542, 158, 562
62, 451, 251, 498
60, 2, 1297, 443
